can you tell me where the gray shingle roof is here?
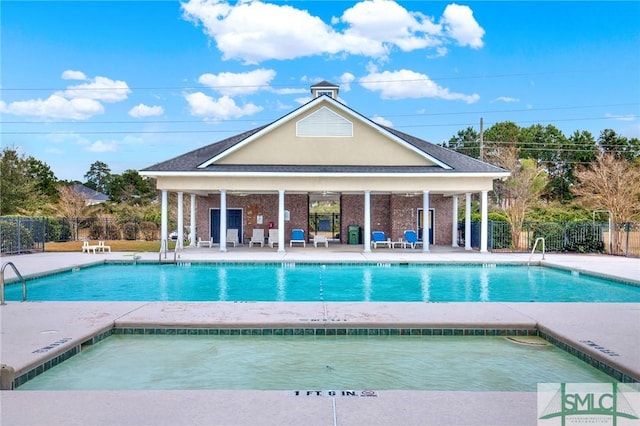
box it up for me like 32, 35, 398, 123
141, 98, 507, 175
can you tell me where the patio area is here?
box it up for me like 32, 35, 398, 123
1, 247, 639, 425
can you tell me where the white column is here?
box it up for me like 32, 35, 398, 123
422, 190, 430, 253
480, 190, 488, 253
451, 195, 459, 247
465, 193, 472, 251
161, 190, 168, 253
177, 192, 184, 249
219, 190, 227, 252
278, 189, 285, 253
363, 191, 371, 252
189, 194, 196, 247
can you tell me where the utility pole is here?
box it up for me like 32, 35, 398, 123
479, 117, 484, 161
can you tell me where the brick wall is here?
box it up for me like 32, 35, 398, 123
196, 193, 309, 243
197, 192, 452, 245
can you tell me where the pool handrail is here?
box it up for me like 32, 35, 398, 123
1, 262, 27, 305
528, 237, 546, 267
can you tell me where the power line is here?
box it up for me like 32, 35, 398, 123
2, 102, 637, 125
0, 70, 598, 92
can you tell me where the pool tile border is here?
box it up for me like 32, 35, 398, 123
13, 326, 638, 389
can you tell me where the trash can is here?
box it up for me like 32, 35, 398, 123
348, 225, 361, 245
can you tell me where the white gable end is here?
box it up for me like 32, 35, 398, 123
296, 106, 353, 137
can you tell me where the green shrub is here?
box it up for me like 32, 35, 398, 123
565, 222, 604, 253
0, 219, 34, 253
532, 222, 565, 251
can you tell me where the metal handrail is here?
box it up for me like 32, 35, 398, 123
528, 237, 546, 267
1, 262, 27, 305
158, 239, 179, 264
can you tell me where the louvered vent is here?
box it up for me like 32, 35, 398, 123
296, 107, 353, 137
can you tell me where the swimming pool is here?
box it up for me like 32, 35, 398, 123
6, 263, 640, 302
17, 334, 616, 391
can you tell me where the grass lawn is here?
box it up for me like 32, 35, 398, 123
45, 240, 178, 252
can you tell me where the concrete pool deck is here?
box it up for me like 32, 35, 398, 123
1, 246, 639, 425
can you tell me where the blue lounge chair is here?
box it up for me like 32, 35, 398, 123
290, 229, 306, 247
371, 231, 392, 248
403, 230, 424, 249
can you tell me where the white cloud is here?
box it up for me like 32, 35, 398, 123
371, 115, 393, 127
339, 72, 356, 91
129, 104, 164, 118
360, 69, 479, 103
184, 92, 263, 120
86, 140, 118, 153
181, 0, 484, 64
182, 0, 340, 64
0, 94, 104, 119
294, 96, 312, 105
1, 71, 129, 120
441, 4, 484, 48
61, 70, 87, 80
61, 76, 131, 103
272, 87, 307, 95
340, 0, 442, 54
198, 69, 276, 96
605, 113, 635, 121
491, 96, 520, 103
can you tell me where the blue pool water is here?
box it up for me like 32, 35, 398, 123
6, 263, 640, 302
17, 334, 616, 391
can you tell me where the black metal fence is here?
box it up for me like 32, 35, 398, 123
463, 221, 639, 258
2, 216, 638, 258
0, 217, 47, 255
52, 217, 160, 242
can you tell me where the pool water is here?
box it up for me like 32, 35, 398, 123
18, 334, 615, 391
6, 263, 640, 302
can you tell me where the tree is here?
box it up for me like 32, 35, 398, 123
0, 147, 39, 215
487, 146, 548, 248
482, 121, 521, 159
518, 124, 567, 201
572, 152, 640, 224
445, 127, 480, 158
107, 170, 156, 204
84, 161, 112, 194
598, 129, 640, 161
572, 153, 640, 253
55, 184, 91, 240
26, 157, 58, 198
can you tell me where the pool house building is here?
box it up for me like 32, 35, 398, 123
140, 81, 510, 253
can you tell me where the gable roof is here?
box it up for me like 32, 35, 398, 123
141, 94, 507, 176
72, 184, 108, 204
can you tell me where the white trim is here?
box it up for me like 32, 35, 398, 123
141, 171, 510, 179
195, 95, 454, 170
296, 106, 353, 137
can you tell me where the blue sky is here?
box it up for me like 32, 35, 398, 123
2, 1, 639, 182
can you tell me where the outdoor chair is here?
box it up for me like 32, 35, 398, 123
197, 237, 213, 248
226, 229, 239, 247
403, 230, 424, 249
81, 240, 99, 254
249, 229, 265, 247
313, 235, 328, 248
371, 231, 392, 249
97, 240, 111, 253
268, 229, 279, 248
290, 229, 306, 247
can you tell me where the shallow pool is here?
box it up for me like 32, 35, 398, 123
6, 263, 640, 302
17, 334, 616, 391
